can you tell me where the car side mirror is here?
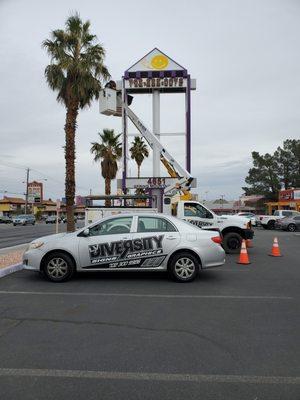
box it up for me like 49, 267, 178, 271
82, 228, 90, 237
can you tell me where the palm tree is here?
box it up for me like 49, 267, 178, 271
43, 13, 110, 232
129, 137, 149, 178
90, 129, 122, 206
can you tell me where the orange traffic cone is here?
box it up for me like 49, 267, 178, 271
237, 240, 251, 265
246, 239, 253, 248
269, 237, 282, 257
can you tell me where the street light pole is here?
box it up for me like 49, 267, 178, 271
24, 168, 30, 215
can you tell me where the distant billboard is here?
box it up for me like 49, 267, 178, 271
28, 181, 43, 203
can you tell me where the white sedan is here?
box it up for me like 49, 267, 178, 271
237, 212, 257, 227
23, 213, 225, 283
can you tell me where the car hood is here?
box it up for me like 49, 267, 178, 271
31, 232, 76, 244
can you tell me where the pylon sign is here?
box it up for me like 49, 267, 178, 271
124, 48, 188, 92
122, 48, 196, 193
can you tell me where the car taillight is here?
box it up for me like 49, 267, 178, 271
211, 236, 222, 244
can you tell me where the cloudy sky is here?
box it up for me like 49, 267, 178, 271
0, 0, 299, 201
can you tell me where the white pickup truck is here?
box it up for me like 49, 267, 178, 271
86, 200, 254, 254
259, 210, 300, 230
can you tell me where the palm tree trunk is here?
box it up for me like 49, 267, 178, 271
105, 177, 111, 207
64, 104, 78, 232
137, 164, 140, 178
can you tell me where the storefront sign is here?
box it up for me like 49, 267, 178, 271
279, 189, 294, 201
294, 190, 300, 200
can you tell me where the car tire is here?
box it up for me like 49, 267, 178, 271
43, 252, 75, 282
267, 220, 275, 230
287, 224, 296, 232
222, 232, 243, 254
168, 252, 199, 282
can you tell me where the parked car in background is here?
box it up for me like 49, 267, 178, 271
0, 215, 12, 224
13, 214, 36, 226
275, 215, 300, 232
62, 216, 77, 224
237, 212, 257, 226
260, 210, 300, 230
23, 213, 225, 283
45, 216, 61, 224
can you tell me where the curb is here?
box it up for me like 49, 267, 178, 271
0, 243, 29, 255
0, 263, 24, 278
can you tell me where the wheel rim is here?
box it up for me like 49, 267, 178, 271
288, 225, 296, 232
174, 257, 195, 279
228, 237, 240, 250
46, 258, 68, 279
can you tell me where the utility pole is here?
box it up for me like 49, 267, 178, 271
24, 168, 30, 215
220, 194, 225, 209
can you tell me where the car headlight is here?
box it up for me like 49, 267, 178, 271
29, 241, 44, 250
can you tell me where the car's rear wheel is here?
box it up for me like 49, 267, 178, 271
43, 252, 75, 282
168, 252, 199, 282
287, 223, 296, 232
222, 232, 243, 254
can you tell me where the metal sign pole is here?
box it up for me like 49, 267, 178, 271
152, 89, 160, 177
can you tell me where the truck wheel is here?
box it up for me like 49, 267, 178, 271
168, 252, 199, 282
267, 220, 275, 230
287, 224, 296, 232
43, 252, 75, 282
222, 232, 243, 254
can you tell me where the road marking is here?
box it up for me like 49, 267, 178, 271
0, 368, 298, 384
0, 290, 292, 300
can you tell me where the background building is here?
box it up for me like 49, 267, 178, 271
0, 196, 25, 216
266, 189, 300, 214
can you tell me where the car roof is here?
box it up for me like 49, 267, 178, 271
85, 212, 200, 232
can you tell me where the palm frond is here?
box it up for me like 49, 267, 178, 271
43, 12, 110, 109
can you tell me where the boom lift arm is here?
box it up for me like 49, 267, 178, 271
124, 103, 194, 194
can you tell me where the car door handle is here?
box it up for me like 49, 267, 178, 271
166, 236, 176, 240
122, 236, 130, 240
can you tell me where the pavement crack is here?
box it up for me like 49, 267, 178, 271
2, 316, 239, 364
0, 319, 23, 338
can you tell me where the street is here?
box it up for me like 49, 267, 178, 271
0, 228, 299, 399
0, 222, 84, 249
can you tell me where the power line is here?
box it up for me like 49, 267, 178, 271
0, 159, 92, 194
0, 160, 28, 170
0, 190, 25, 196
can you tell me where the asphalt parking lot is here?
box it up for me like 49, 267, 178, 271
0, 228, 299, 399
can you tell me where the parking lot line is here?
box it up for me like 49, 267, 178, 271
0, 368, 299, 384
0, 290, 293, 300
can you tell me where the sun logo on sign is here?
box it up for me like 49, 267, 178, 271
150, 54, 169, 70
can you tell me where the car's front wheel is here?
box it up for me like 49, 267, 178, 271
168, 252, 199, 282
287, 224, 296, 232
43, 252, 75, 282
